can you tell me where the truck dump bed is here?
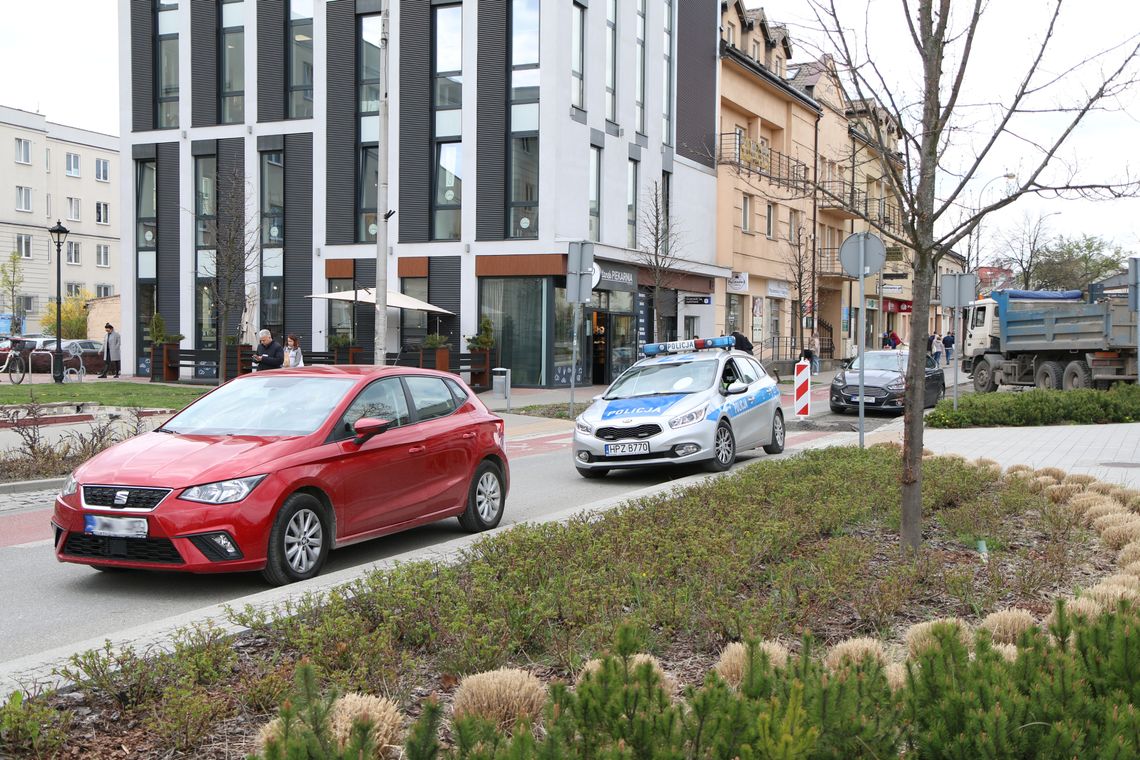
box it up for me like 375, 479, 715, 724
997, 292, 1138, 353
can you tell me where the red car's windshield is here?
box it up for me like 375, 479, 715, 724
161, 375, 357, 436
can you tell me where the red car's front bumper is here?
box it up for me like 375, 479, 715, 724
52, 488, 279, 573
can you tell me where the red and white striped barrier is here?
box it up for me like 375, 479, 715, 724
794, 360, 811, 418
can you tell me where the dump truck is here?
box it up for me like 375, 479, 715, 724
963, 289, 1138, 392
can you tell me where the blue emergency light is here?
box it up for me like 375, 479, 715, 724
642, 335, 735, 356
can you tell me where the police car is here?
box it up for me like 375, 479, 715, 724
572, 336, 785, 478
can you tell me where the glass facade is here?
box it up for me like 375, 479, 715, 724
195, 155, 218, 351
220, 0, 245, 123
508, 0, 539, 238
570, 3, 584, 110
432, 4, 462, 240
400, 277, 428, 347
588, 146, 601, 241
156, 2, 179, 129
358, 14, 382, 242
627, 159, 638, 248
605, 0, 617, 122
662, 0, 674, 145
260, 151, 284, 340
288, 0, 314, 118
136, 159, 158, 374
328, 277, 355, 342
635, 0, 646, 133
480, 277, 546, 386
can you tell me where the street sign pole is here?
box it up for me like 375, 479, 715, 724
857, 234, 866, 448
1130, 257, 1140, 386
567, 241, 595, 418
952, 305, 960, 410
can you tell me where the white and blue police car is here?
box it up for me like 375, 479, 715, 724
572, 336, 785, 478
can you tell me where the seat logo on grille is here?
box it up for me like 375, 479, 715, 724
114, 490, 130, 506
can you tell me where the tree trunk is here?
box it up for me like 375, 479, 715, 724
654, 285, 666, 343
899, 254, 935, 552
218, 308, 228, 384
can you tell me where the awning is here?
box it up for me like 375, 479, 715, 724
307, 288, 453, 315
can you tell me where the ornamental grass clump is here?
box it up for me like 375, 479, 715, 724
452, 668, 546, 733
992, 643, 1019, 663
1082, 582, 1140, 607
1100, 573, 1140, 592
1089, 482, 1121, 496
1083, 500, 1129, 527
1028, 476, 1057, 494
1006, 463, 1034, 476
1119, 541, 1140, 567
1045, 597, 1103, 629
329, 693, 404, 758
905, 618, 972, 659
1063, 473, 1098, 487
714, 641, 788, 688
1035, 466, 1068, 481
1122, 561, 1140, 579
824, 637, 887, 671
577, 653, 676, 694
1100, 521, 1140, 551
1045, 483, 1083, 504
884, 662, 909, 692
1091, 511, 1140, 534
978, 608, 1037, 646
1069, 492, 1113, 518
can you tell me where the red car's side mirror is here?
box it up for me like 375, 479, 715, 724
352, 417, 392, 445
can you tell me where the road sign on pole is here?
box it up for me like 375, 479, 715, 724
940, 272, 979, 409
839, 232, 886, 448
794, 361, 811, 418
567, 241, 595, 417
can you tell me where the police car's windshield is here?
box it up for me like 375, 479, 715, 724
604, 360, 718, 399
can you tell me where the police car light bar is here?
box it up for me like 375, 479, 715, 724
642, 335, 735, 356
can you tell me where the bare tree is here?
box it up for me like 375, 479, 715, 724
1035, 234, 1128, 290
781, 221, 812, 355
995, 212, 1056, 289
200, 167, 260, 383
797, 0, 1140, 552
633, 181, 683, 342
0, 251, 25, 333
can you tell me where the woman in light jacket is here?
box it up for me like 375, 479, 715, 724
284, 334, 305, 368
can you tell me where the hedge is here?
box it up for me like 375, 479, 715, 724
927, 384, 1140, 428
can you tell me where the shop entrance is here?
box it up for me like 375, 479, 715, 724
590, 310, 635, 385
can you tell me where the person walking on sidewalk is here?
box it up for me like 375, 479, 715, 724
932, 333, 944, 365
809, 333, 821, 375
98, 323, 121, 378
943, 331, 956, 366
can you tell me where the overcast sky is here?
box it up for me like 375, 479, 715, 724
1, 1, 1136, 258
745, 0, 1140, 256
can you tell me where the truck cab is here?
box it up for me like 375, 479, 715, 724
962, 298, 998, 371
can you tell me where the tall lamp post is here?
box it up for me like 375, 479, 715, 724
48, 221, 70, 383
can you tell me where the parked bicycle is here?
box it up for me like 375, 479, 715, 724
1, 339, 28, 384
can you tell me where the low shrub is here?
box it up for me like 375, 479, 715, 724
978, 607, 1037, 645
927, 383, 1140, 428
452, 668, 546, 733
824, 637, 887, 671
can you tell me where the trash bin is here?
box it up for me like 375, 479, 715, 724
492, 367, 511, 399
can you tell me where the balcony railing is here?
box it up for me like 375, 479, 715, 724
717, 133, 810, 189
817, 247, 852, 279
818, 180, 866, 219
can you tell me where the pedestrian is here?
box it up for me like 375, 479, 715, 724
98, 323, 121, 378
809, 333, 821, 375
881, 330, 891, 349
800, 337, 815, 371
943, 330, 956, 366
284, 334, 305, 367
926, 333, 935, 355
252, 329, 284, 371
932, 332, 944, 365
730, 330, 753, 354
889, 330, 901, 349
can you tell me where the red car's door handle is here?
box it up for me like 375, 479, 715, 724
408, 445, 427, 454
461, 432, 477, 439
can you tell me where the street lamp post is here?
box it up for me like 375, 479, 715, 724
48, 221, 70, 383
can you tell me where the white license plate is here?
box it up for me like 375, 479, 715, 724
605, 441, 650, 456
850, 396, 877, 404
84, 515, 148, 538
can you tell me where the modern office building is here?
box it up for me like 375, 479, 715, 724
117, 0, 725, 385
0, 105, 120, 333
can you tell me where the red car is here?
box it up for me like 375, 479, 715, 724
52, 366, 509, 584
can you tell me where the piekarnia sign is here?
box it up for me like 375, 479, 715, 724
599, 267, 636, 289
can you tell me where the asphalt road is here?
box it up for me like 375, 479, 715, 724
0, 384, 954, 664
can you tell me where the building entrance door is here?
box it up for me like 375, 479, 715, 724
590, 311, 636, 385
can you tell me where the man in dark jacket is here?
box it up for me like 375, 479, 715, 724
253, 329, 285, 371
942, 331, 956, 365
730, 331, 754, 354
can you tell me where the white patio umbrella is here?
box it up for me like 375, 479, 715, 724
238, 284, 259, 345
306, 288, 453, 314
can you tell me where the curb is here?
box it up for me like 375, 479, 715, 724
0, 477, 64, 496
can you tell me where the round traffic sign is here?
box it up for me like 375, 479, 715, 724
839, 232, 887, 277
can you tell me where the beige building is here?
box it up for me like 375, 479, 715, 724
0, 105, 120, 334
715, 4, 820, 362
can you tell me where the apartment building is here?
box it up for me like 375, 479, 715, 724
0, 105, 120, 333
117, 0, 725, 385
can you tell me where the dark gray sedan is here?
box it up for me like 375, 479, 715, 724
829, 350, 945, 414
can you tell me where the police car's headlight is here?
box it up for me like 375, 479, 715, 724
669, 404, 708, 429
575, 418, 593, 435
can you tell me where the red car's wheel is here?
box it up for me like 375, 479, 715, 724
458, 461, 505, 532
262, 493, 329, 586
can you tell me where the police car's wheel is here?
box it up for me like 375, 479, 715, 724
705, 421, 736, 472
764, 410, 786, 455
576, 466, 609, 479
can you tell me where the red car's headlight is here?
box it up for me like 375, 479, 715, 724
180, 475, 266, 505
